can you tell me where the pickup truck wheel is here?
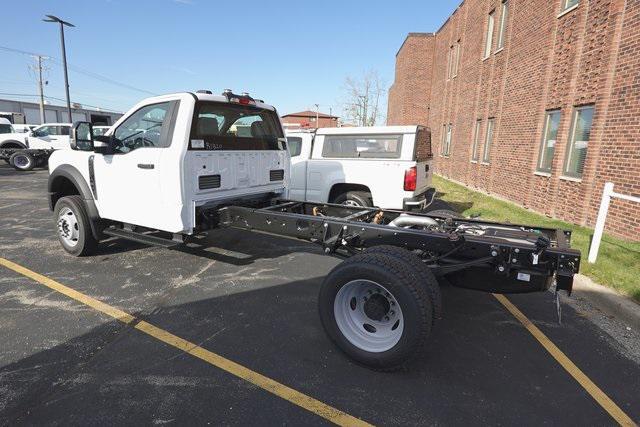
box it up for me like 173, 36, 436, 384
54, 195, 98, 256
318, 252, 433, 371
333, 191, 372, 207
9, 152, 35, 171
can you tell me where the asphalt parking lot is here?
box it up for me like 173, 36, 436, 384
0, 164, 638, 426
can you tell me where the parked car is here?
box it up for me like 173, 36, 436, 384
27, 123, 72, 150
285, 126, 434, 210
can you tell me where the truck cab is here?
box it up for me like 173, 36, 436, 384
286, 126, 433, 210
48, 91, 289, 254
27, 123, 73, 150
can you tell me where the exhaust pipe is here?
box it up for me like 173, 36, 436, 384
389, 214, 438, 228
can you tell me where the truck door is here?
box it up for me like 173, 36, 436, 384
92, 101, 178, 230
287, 134, 311, 201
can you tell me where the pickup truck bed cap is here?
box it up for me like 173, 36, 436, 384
314, 125, 422, 135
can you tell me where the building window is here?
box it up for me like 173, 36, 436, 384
453, 40, 460, 77
484, 11, 495, 59
471, 119, 482, 161
482, 118, 495, 163
441, 124, 452, 156
563, 105, 594, 178
497, 1, 508, 50
536, 110, 561, 173
562, 0, 579, 11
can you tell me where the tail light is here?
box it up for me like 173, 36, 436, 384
404, 166, 417, 191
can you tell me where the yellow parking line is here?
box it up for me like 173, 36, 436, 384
0, 257, 371, 427
493, 293, 636, 427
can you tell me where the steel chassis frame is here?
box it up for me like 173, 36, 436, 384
217, 199, 581, 294
0, 148, 53, 164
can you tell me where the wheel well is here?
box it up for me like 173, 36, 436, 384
0, 141, 26, 149
49, 176, 81, 209
328, 183, 372, 202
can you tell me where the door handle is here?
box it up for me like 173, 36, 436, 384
137, 163, 155, 169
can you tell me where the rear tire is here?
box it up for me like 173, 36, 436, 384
9, 152, 35, 171
332, 191, 372, 207
362, 246, 442, 319
54, 195, 98, 256
318, 252, 434, 371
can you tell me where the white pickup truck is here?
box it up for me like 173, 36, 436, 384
47, 90, 581, 371
286, 126, 434, 210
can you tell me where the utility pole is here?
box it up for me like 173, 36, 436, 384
314, 103, 319, 128
36, 56, 45, 124
29, 55, 48, 124
43, 15, 75, 122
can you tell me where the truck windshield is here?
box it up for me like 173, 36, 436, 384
190, 102, 285, 151
0, 124, 12, 134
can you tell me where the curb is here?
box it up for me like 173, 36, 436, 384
572, 274, 640, 331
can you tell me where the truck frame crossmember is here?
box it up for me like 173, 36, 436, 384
218, 199, 580, 294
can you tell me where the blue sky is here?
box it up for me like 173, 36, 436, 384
0, 0, 460, 118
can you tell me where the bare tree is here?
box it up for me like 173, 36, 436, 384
341, 70, 386, 126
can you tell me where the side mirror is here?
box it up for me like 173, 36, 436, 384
71, 121, 94, 151
93, 135, 112, 154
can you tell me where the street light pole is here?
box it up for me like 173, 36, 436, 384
43, 15, 75, 123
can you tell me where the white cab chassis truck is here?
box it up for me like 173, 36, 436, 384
286, 126, 434, 210
0, 122, 73, 171
48, 91, 581, 371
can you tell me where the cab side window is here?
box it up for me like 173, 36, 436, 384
113, 102, 173, 153
286, 136, 302, 157
34, 126, 53, 137
59, 126, 70, 136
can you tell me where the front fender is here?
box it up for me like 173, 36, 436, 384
48, 164, 104, 240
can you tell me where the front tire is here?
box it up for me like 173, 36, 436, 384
318, 252, 434, 371
9, 152, 35, 171
54, 195, 98, 256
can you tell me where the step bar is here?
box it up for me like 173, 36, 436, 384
103, 227, 180, 248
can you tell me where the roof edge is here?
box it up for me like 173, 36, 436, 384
395, 32, 435, 57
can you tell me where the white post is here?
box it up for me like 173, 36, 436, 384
588, 182, 614, 263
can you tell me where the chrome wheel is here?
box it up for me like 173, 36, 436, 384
334, 279, 404, 352
57, 207, 79, 247
13, 155, 30, 168
342, 199, 361, 207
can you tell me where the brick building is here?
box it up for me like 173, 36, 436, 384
281, 110, 339, 129
388, 0, 639, 240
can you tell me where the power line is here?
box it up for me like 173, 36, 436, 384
0, 44, 156, 96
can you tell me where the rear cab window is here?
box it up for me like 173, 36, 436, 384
321, 134, 403, 159
190, 102, 285, 151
